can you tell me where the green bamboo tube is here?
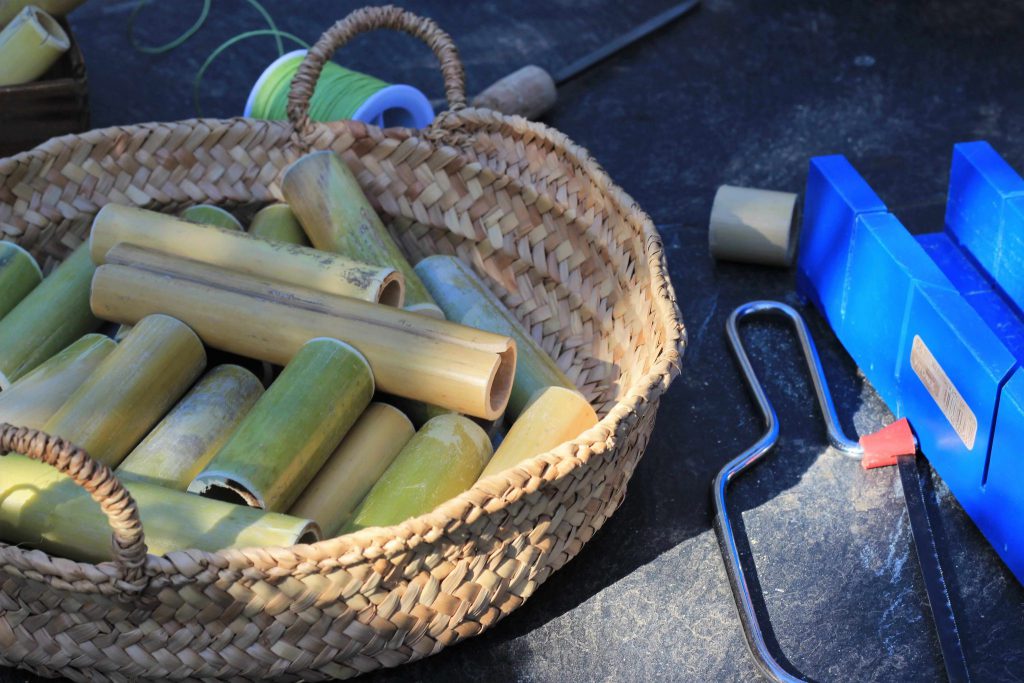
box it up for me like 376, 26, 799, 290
290, 402, 414, 536
42, 314, 206, 467
0, 454, 320, 563
189, 338, 374, 512
0, 334, 115, 429
91, 262, 517, 419
415, 255, 576, 418
480, 386, 598, 479
0, 245, 100, 389
280, 151, 443, 318
0, 1, 86, 26
117, 365, 264, 490
90, 204, 404, 306
0, 241, 42, 321
249, 203, 310, 246
0, 6, 69, 86
180, 204, 244, 231
345, 414, 493, 532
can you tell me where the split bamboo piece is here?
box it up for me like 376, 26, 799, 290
180, 204, 244, 231
0, 334, 115, 429
0, 245, 100, 389
189, 338, 374, 512
346, 414, 493, 532
0, 454, 320, 564
415, 255, 577, 418
91, 261, 517, 419
42, 314, 206, 467
280, 151, 443, 318
90, 204, 404, 306
290, 402, 414, 535
0, 0, 86, 26
479, 386, 598, 479
0, 6, 69, 86
249, 203, 310, 246
0, 241, 42, 320
117, 365, 264, 490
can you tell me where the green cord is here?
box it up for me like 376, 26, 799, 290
128, 0, 211, 55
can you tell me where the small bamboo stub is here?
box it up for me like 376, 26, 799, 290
180, 204, 244, 231
249, 203, 310, 246
0, 6, 70, 87
0, 241, 42, 322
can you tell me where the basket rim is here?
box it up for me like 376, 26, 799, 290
0, 108, 686, 594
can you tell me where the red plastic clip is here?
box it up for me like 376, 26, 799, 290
860, 418, 917, 469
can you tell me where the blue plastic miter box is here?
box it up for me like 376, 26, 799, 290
797, 142, 1024, 583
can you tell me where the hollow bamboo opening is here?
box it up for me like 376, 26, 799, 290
377, 273, 404, 307
30, 7, 70, 51
488, 343, 517, 417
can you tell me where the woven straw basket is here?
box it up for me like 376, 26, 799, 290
0, 6, 684, 680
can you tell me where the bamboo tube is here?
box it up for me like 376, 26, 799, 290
0, 6, 69, 86
290, 402, 414, 535
0, 245, 100, 389
416, 255, 576, 418
189, 338, 374, 512
379, 394, 453, 428
117, 365, 264, 490
180, 204, 244, 231
91, 262, 517, 419
0, 454, 320, 564
90, 204, 404, 306
0, 1, 86, 26
479, 386, 598, 479
249, 203, 310, 246
280, 151, 443, 318
0, 334, 115, 429
0, 241, 42, 320
42, 314, 206, 467
345, 414, 493, 532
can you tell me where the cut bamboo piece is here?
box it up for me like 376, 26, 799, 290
415, 255, 576, 418
0, 6, 69, 86
117, 365, 264, 490
90, 204, 404, 306
345, 414, 493, 532
0, 241, 42, 320
0, 1, 86, 26
290, 402, 414, 535
189, 338, 374, 512
379, 394, 453, 428
91, 262, 517, 419
0, 454, 320, 564
180, 204, 244, 231
42, 314, 206, 467
249, 203, 310, 246
0, 245, 100, 389
0, 334, 115, 429
479, 386, 598, 479
280, 151, 443, 318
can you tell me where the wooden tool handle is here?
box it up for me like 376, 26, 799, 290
472, 65, 557, 119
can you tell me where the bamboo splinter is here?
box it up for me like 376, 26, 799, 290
281, 151, 443, 317
0, 241, 42, 321
90, 204, 404, 306
90, 261, 517, 419
43, 314, 206, 467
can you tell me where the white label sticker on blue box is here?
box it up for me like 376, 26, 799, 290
911, 335, 978, 450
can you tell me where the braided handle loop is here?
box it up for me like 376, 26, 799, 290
0, 424, 148, 586
286, 4, 466, 143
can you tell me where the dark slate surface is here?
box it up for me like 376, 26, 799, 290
4, 0, 1024, 680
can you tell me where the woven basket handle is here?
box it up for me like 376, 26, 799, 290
0, 424, 148, 587
286, 4, 467, 141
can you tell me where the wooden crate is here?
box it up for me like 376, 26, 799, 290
0, 18, 88, 157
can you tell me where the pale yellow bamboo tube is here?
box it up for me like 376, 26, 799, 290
345, 414, 493, 532
90, 204, 404, 306
249, 203, 310, 246
0, 1, 85, 26
189, 338, 374, 512
180, 204, 244, 231
280, 151, 443, 318
290, 402, 414, 535
0, 334, 115, 429
42, 314, 206, 467
0, 241, 42, 321
116, 365, 264, 490
479, 386, 598, 479
0, 6, 69, 86
0, 245, 100, 389
90, 263, 516, 419
0, 454, 320, 563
